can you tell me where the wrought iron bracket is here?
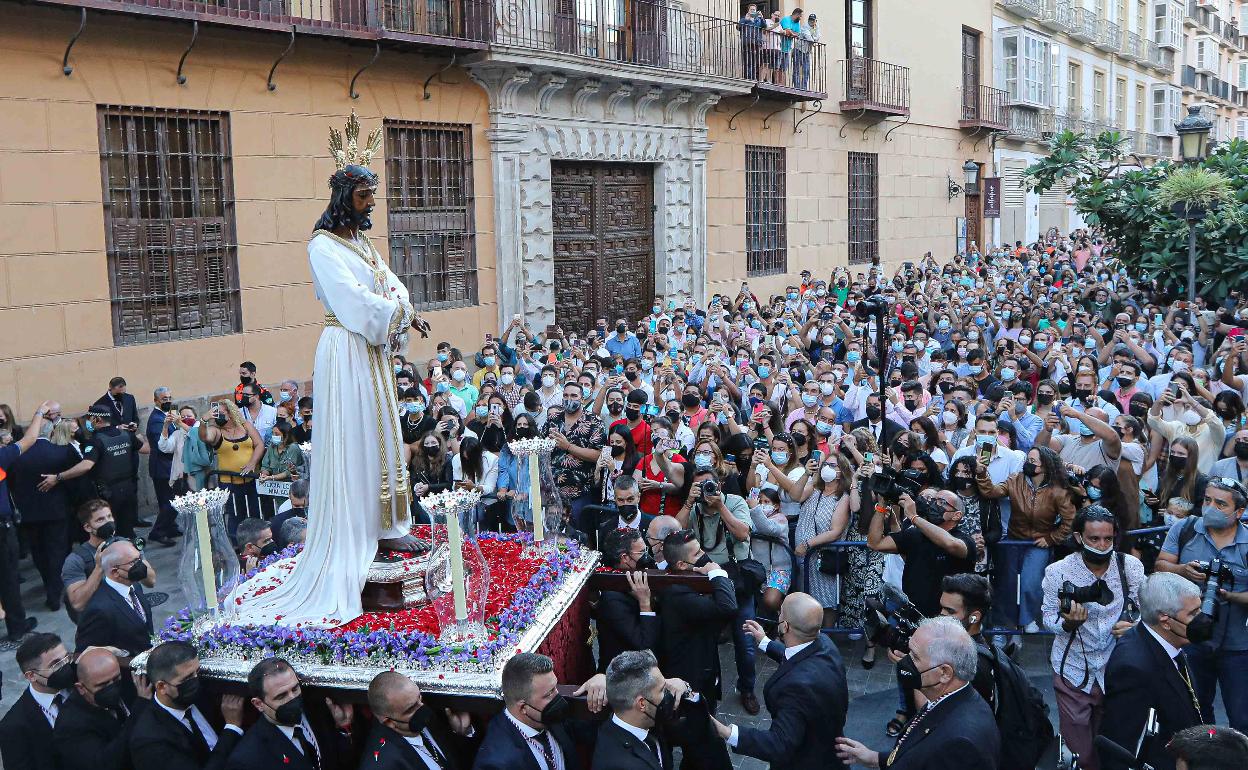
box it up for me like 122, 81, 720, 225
267, 26, 296, 92
350, 42, 381, 100
176, 21, 198, 85
838, 107, 867, 139
761, 103, 789, 131
882, 111, 911, 142
63, 7, 87, 76
794, 100, 822, 134
423, 51, 457, 100
956, 125, 984, 151
727, 93, 760, 131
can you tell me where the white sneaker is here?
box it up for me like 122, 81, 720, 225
1023, 621, 1042, 634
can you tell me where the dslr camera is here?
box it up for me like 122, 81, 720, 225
869, 465, 923, 504
1058, 578, 1114, 615
864, 584, 926, 653
699, 479, 720, 501
1196, 559, 1235, 619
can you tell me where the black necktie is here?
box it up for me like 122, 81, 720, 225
418, 731, 449, 770
644, 734, 663, 769
294, 726, 321, 770
533, 730, 558, 770
183, 711, 209, 754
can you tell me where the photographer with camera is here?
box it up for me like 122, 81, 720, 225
1154, 477, 1248, 732
677, 466, 758, 715
1040, 506, 1144, 770
977, 444, 1076, 636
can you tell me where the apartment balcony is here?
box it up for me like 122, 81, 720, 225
1070, 6, 1098, 42
1001, 0, 1044, 20
31, 0, 492, 48
1038, 0, 1075, 33
839, 56, 910, 117
1006, 104, 1045, 141
747, 41, 828, 102
1186, 0, 1214, 31
1182, 64, 1197, 87
491, 0, 748, 88
960, 84, 1009, 130
1120, 30, 1145, 62
1095, 19, 1121, 52
1148, 42, 1176, 74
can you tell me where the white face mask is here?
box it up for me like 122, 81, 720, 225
1181, 410, 1202, 427
820, 465, 838, 483
500, 374, 515, 386
542, 375, 556, 389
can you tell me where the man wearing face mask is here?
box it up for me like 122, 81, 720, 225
1155, 478, 1248, 732
363, 670, 475, 770
594, 650, 703, 770
234, 362, 275, 407
54, 646, 151, 770
226, 657, 355, 770
606, 318, 643, 360
593, 528, 659, 673
1, 632, 75, 770
1040, 508, 1145, 769
473, 652, 597, 770
709, 593, 848, 770
615, 389, 654, 455
1099, 574, 1212, 770
835, 617, 1000, 769
129, 641, 245, 770
235, 518, 279, 573
851, 393, 906, 447
867, 490, 977, 618
74, 540, 154, 658
238, 382, 278, 447
62, 500, 157, 622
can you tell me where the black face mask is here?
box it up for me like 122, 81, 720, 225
260, 541, 281, 558
616, 324, 628, 335
948, 476, 975, 492
126, 561, 149, 583
611, 445, 626, 458
625, 371, 638, 382
46, 661, 78, 691
169, 675, 200, 709
94, 679, 125, 710
272, 695, 304, 727
423, 444, 441, 457
645, 690, 677, 727
692, 553, 713, 569
1177, 613, 1215, 644
607, 403, 624, 416
405, 703, 434, 734
1235, 443, 1248, 460
536, 694, 571, 725
94, 521, 116, 541
514, 425, 536, 440
240, 376, 253, 386
1036, 393, 1054, 406
1128, 404, 1149, 419
793, 433, 807, 447
1116, 377, 1135, 389
895, 654, 939, 691
681, 394, 701, 409
624, 406, 640, 420
617, 503, 640, 521
938, 381, 953, 394
634, 552, 657, 570
865, 405, 882, 421
1023, 461, 1040, 478
1076, 389, 1095, 403
665, 411, 681, 423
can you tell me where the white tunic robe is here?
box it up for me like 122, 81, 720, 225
229, 231, 411, 627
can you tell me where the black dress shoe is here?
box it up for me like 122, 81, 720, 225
135, 518, 154, 528
151, 536, 176, 547
45, 596, 62, 612
5, 616, 37, 642
741, 692, 761, 716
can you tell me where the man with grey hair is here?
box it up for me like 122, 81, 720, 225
278, 380, 301, 410
645, 515, 681, 570
592, 650, 684, 770
145, 386, 179, 545
280, 517, 307, 547
270, 479, 309, 549
836, 616, 999, 769
1099, 573, 1211, 770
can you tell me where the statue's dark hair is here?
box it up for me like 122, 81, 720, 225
314, 164, 378, 233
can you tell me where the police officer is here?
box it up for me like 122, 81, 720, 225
37, 406, 149, 538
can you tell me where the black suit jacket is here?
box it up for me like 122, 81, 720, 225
881, 685, 1000, 770
224, 714, 354, 770
656, 575, 736, 701
850, 417, 907, 448
591, 718, 671, 770
95, 392, 139, 427
7, 439, 79, 523
129, 699, 242, 770
594, 590, 660, 674
75, 581, 154, 655
0, 689, 58, 770
1099, 625, 1211, 770
53, 689, 146, 770
471, 711, 592, 770
733, 635, 849, 770
359, 716, 470, 770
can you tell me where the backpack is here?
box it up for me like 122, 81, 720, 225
980, 643, 1055, 770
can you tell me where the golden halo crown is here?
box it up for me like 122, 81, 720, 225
328, 109, 383, 171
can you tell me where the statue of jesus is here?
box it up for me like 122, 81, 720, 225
230, 112, 426, 627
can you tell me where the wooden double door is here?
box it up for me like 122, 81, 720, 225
552, 161, 655, 332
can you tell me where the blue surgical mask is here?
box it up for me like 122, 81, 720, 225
1086, 485, 1103, 500
846, 352, 861, 364
968, 365, 983, 375
269, 434, 283, 446
757, 365, 771, 378
1034, 341, 1048, 352
405, 402, 424, 414
279, 391, 292, 403
801, 393, 818, 407
483, 356, 496, 367
1000, 367, 1016, 382
474, 405, 488, 417
437, 352, 449, 363
816, 420, 833, 435
770, 450, 789, 465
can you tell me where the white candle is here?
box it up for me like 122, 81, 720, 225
195, 505, 217, 611
446, 508, 468, 621
529, 456, 544, 542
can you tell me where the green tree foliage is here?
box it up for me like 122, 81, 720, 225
1023, 130, 1248, 301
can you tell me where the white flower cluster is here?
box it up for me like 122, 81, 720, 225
508, 437, 556, 457
423, 487, 483, 517
299, 442, 312, 454
171, 488, 230, 513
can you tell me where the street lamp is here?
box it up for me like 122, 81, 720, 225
1173, 105, 1213, 307
947, 160, 982, 200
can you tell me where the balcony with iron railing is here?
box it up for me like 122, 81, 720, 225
1071, 5, 1098, 41
744, 38, 827, 100
1000, 0, 1044, 19
1095, 19, 1121, 52
32, 0, 493, 47
1006, 104, 1045, 141
839, 56, 909, 116
1038, 0, 1075, 33
960, 84, 1009, 130
1121, 30, 1145, 61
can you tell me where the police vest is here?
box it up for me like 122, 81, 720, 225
92, 429, 135, 487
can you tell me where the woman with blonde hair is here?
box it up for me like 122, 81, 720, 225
690, 438, 745, 497
198, 398, 263, 538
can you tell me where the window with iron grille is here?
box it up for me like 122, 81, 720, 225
745, 145, 787, 276
98, 107, 240, 346
847, 151, 878, 265
385, 122, 477, 310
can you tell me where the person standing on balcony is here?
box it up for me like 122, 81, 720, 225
779, 8, 803, 89
794, 12, 819, 92
761, 10, 785, 85
739, 4, 766, 81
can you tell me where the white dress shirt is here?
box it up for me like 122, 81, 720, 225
726, 638, 814, 746
276, 717, 321, 759
504, 708, 564, 770
28, 686, 68, 727
1142, 622, 1184, 671
403, 728, 452, 770
611, 714, 661, 768
153, 698, 242, 748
